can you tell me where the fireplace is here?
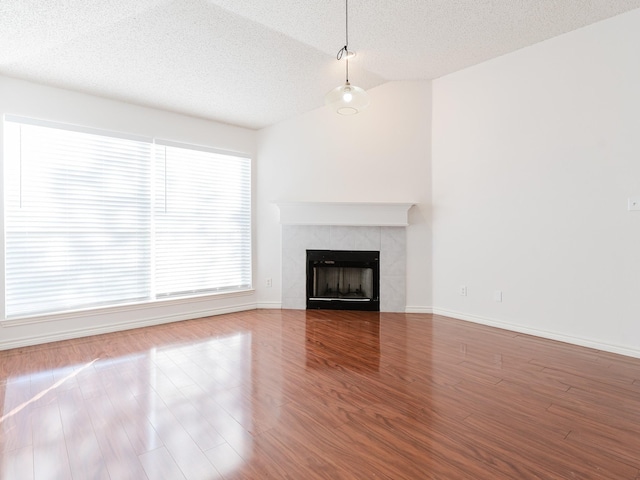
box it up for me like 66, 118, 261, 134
306, 250, 380, 311
280, 223, 408, 312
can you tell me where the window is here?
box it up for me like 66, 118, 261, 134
153, 141, 252, 298
3, 116, 251, 319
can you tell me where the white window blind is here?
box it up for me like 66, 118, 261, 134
154, 141, 252, 297
3, 116, 252, 319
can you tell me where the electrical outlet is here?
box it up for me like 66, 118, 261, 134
494, 290, 503, 302
266, 278, 272, 288
460, 285, 467, 296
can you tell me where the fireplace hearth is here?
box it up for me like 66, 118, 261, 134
306, 250, 380, 311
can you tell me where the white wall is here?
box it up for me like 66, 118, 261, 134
256, 81, 432, 312
0, 75, 258, 349
432, 9, 640, 357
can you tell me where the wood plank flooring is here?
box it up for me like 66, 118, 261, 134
1, 310, 640, 479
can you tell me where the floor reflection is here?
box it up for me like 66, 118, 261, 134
304, 311, 381, 372
0, 330, 252, 479
0, 358, 97, 423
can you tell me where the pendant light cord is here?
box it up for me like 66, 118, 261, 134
345, 0, 349, 50
336, 0, 350, 82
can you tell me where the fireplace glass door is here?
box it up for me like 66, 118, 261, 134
306, 250, 380, 311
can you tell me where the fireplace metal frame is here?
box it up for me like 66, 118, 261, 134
306, 249, 380, 311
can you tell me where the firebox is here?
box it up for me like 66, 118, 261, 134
306, 250, 380, 311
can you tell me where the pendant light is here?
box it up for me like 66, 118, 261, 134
324, 0, 369, 115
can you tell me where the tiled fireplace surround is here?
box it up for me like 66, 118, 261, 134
278, 203, 412, 312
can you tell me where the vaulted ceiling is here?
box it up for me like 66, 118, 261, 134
2, 1, 640, 129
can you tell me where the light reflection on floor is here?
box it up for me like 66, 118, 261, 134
0, 359, 97, 423
0, 332, 252, 479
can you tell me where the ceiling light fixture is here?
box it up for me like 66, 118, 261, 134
324, 0, 369, 115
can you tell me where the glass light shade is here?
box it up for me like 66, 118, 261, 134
324, 82, 370, 115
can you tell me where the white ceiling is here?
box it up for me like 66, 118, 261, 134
2, 1, 640, 130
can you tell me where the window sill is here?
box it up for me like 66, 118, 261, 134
1, 288, 255, 328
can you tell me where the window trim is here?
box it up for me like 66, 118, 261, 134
155, 138, 251, 159
0, 287, 255, 328
5, 114, 153, 144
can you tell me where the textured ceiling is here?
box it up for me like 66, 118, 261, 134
2, 1, 640, 130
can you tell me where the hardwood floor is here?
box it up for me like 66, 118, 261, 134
1, 310, 640, 479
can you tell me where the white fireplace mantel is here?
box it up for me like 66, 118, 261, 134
276, 202, 414, 227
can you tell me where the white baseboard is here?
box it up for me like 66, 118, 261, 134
0, 303, 258, 351
405, 306, 433, 314
5, 301, 638, 360
255, 302, 282, 309
432, 307, 640, 359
